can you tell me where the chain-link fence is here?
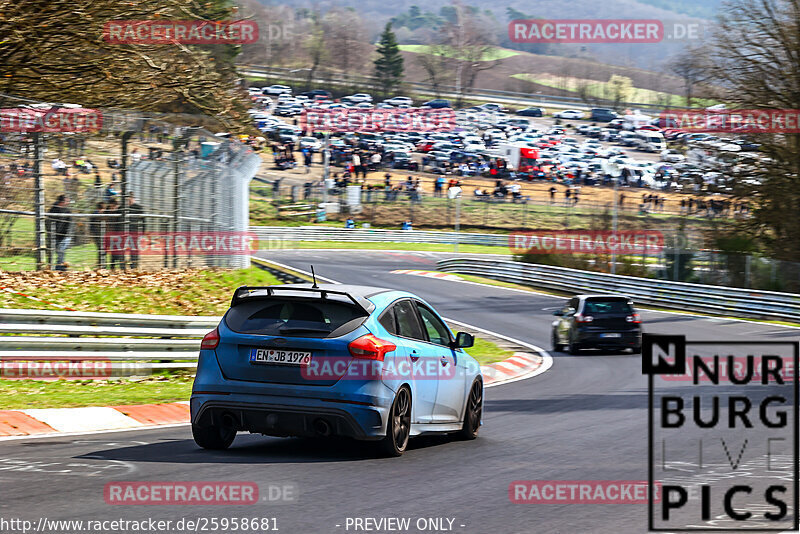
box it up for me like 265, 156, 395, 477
254, 179, 800, 292
0, 95, 261, 271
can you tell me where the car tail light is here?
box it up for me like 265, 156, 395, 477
626, 314, 641, 324
575, 314, 594, 323
349, 334, 397, 361
201, 328, 220, 350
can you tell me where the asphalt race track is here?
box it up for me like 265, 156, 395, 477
2, 250, 798, 533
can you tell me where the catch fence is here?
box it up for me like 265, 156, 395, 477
0, 95, 260, 271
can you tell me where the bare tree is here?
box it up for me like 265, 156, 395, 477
325, 8, 368, 86
416, 46, 450, 97
0, 0, 251, 130
704, 0, 800, 264
304, 14, 328, 92
439, 4, 502, 106
669, 46, 710, 108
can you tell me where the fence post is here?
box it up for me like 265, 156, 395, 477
172, 149, 183, 269
33, 133, 46, 270
120, 131, 134, 269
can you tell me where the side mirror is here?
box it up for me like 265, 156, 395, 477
552, 310, 564, 316
453, 332, 475, 349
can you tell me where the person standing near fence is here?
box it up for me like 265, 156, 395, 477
47, 195, 72, 271
127, 194, 145, 269
90, 201, 107, 268
106, 198, 125, 269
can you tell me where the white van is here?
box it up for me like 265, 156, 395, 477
635, 131, 665, 152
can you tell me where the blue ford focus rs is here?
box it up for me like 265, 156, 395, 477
191, 284, 483, 456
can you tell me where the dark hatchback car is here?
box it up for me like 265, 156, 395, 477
421, 99, 452, 109
517, 107, 545, 117
551, 295, 642, 354
590, 108, 619, 122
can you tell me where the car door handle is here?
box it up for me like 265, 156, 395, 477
410, 350, 420, 361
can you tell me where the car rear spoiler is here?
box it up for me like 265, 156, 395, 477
230, 286, 375, 313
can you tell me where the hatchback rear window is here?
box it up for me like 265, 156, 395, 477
225, 298, 368, 337
584, 299, 634, 315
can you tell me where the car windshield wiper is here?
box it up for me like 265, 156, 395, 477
278, 327, 332, 334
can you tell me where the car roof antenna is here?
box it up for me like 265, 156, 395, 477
310, 265, 319, 289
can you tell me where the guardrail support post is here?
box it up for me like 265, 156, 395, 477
33, 133, 45, 270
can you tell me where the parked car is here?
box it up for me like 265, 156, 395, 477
554, 109, 586, 120
661, 149, 686, 163
551, 295, 642, 354
479, 103, 507, 113
347, 93, 373, 103
300, 89, 333, 99
590, 108, 619, 122
384, 96, 414, 107
299, 137, 322, 152
421, 99, 452, 109
262, 84, 292, 96
191, 284, 483, 456
517, 107, 544, 117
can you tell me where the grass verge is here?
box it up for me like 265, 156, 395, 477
2, 337, 514, 409
0, 374, 194, 409
466, 336, 516, 365
268, 240, 510, 255
0, 267, 280, 315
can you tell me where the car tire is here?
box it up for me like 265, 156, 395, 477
378, 387, 412, 457
551, 330, 564, 352
567, 339, 581, 355
631, 345, 642, 355
457, 380, 483, 440
192, 423, 236, 450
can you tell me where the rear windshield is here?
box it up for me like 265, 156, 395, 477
583, 299, 634, 315
225, 298, 368, 337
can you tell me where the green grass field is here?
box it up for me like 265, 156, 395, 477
511, 73, 718, 108
398, 45, 520, 61
0, 267, 281, 314
0, 374, 194, 409
264, 240, 509, 255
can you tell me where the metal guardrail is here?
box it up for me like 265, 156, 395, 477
0, 309, 221, 369
242, 64, 670, 112
250, 226, 508, 247
436, 258, 800, 322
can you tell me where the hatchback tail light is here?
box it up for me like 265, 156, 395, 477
575, 314, 594, 323
626, 314, 641, 324
200, 327, 220, 350
349, 334, 397, 361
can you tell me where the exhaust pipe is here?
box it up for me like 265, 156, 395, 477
221, 412, 237, 429
313, 418, 332, 437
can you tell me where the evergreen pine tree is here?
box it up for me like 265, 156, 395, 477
374, 23, 404, 96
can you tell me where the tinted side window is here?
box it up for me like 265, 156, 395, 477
394, 300, 425, 340
378, 307, 397, 335
417, 305, 452, 346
